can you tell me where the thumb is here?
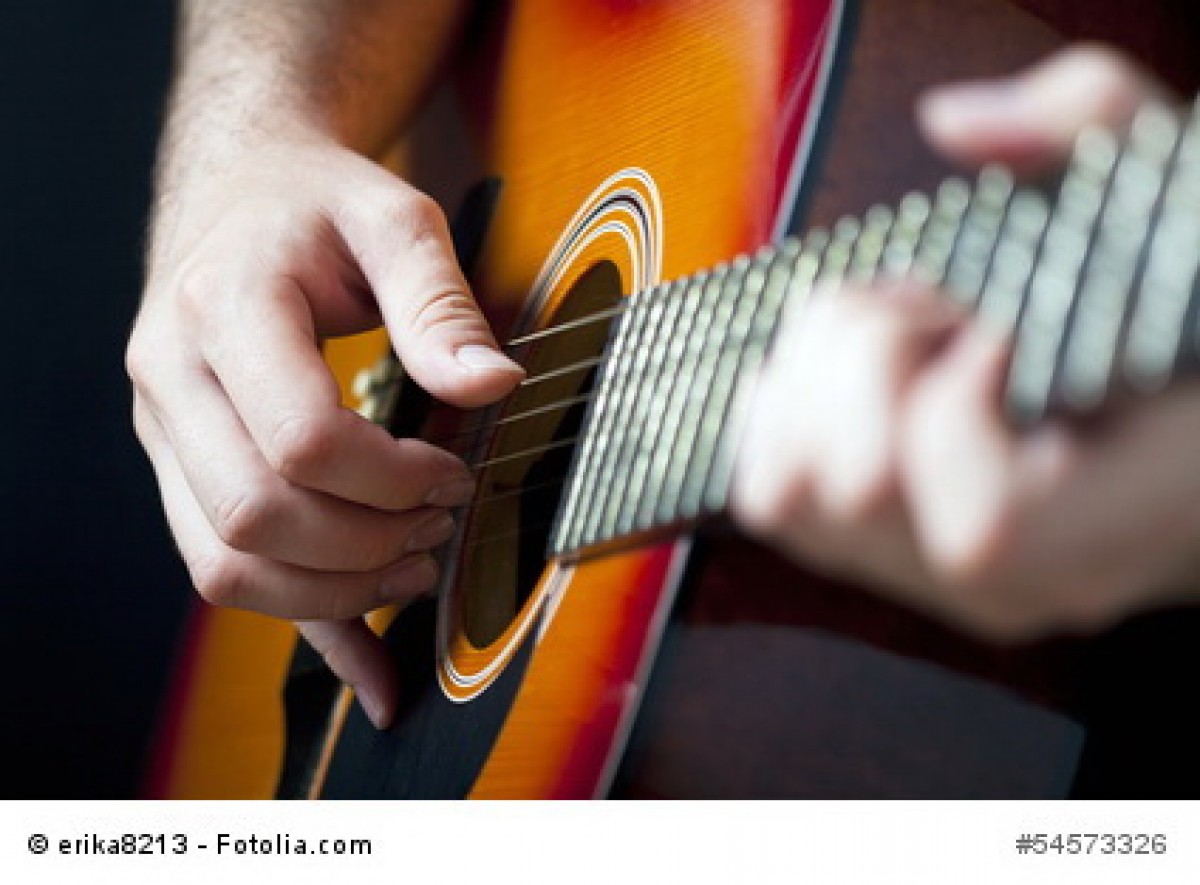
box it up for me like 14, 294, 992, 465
345, 186, 524, 408
918, 45, 1164, 174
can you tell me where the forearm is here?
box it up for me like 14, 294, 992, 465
151, 0, 469, 263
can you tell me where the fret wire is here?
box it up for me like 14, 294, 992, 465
1006, 126, 1118, 425
655, 261, 749, 523
944, 165, 1015, 307
631, 266, 719, 532
1126, 104, 1200, 388
479, 290, 698, 455
634, 258, 755, 528
621, 244, 782, 534
1129, 201, 1200, 387
679, 252, 775, 519
550, 284, 643, 553
590, 280, 679, 540
583, 273, 711, 544
913, 177, 971, 288
703, 237, 811, 513
977, 190, 1050, 334
1190, 273, 1200, 368
1188, 97, 1200, 368
610, 275, 692, 536
1060, 103, 1177, 409
849, 204, 895, 282
819, 215, 861, 285
564, 281, 666, 550
362, 304, 629, 436
881, 192, 932, 277
556, 283, 651, 551
574, 280, 671, 547
536, 96, 1200, 560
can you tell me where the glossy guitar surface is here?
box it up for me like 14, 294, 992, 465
146, 0, 1200, 799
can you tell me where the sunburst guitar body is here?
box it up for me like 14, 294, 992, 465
147, 0, 1112, 799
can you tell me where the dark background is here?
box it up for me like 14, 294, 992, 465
0, 3, 190, 797
1, 0, 1199, 799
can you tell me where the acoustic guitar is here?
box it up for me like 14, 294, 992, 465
144, 0, 1200, 798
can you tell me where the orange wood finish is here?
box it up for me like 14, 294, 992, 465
449, 0, 830, 797
152, 0, 1198, 799
145, 338, 381, 799
149, 0, 825, 798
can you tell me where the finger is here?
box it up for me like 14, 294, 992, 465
732, 284, 957, 569
136, 348, 461, 570
731, 291, 829, 541
135, 399, 441, 619
918, 45, 1164, 173
901, 325, 1072, 633
1008, 384, 1200, 621
337, 186, 525, 408
190, 270, 475, 512
297, 619, 399, 731
808, 283, 960, 524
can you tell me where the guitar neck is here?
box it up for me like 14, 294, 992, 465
550, 97, 1200, 561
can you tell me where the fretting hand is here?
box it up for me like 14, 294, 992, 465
732, 47, 1200, 640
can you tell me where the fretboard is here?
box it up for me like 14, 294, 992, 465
549, 98, 1200, 561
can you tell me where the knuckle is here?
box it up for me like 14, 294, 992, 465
930, 504, 1016, 591
266, 413, 335, 484
733, 470, 809, 539
406, 289, 483, 340
401, 191, 448, 237
376, 188, 447, 243
174, 263, 222, 321
123, 334, 155, 390
211, 484, 276, 552
822, 461, 897, 528
190, 551, 246, 610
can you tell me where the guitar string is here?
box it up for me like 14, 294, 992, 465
456, 519, 566, 556
436, 299, 778, 466
440, 110, 1200, 553
423, 367, 607, 453
421, 295, 779, 457
502, 304, 626, 349
428, 201, 952, 539
456, 502, 689, 554
467, 474, 572, 508
416, 304, 644, 449
422, 356, 606, 455
377, 256, 789, 450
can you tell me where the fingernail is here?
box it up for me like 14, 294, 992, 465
456, 344, 522, 373
425, 477, 476, 507
380, 554, 438, 602
406, 512, 456, 553
356, 685, 391, 730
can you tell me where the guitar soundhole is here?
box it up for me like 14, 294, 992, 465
458, 260, 622, 648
